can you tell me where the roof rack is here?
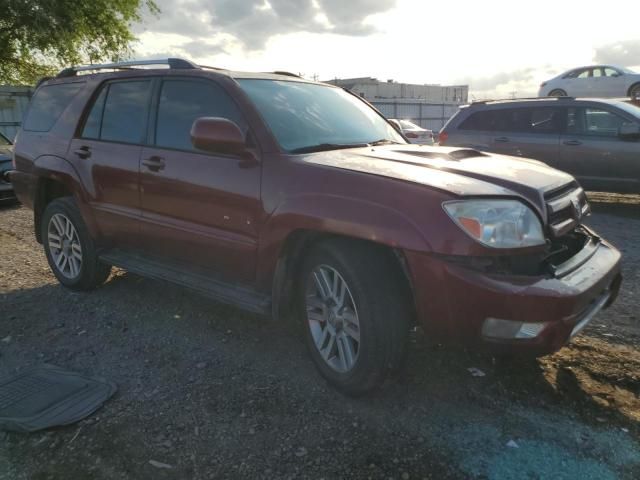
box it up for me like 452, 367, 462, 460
469, 96, 576, 105
271, 71, 301, 78
56, 58, 200, 78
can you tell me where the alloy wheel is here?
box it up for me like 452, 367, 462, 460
305, 265, 360, 373
47, 213, 83, 279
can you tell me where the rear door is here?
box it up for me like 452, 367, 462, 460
558, 105, 640, 191
138, 77, 261, 282
487, 107, 563, 168
69, 79, 152, 248
565, 68, 592, 96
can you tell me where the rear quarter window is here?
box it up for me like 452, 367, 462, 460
23, 83, 84, 132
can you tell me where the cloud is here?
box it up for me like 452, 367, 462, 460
137, 0, 396, 55
454, 67, 546, 99
593, 39, 640, 68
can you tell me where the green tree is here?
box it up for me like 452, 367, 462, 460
1, 0, 159, 85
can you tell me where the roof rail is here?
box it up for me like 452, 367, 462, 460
469, 96, 576, 105
56, 58, 199, 78
271, 71, 301, 78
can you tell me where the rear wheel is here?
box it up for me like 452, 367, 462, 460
298, 239, 411, 395
42, 197, 111, 290
549, 89, 567, 97
629, 83, 640, 99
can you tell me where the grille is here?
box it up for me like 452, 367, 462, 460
544, 182, 590, 237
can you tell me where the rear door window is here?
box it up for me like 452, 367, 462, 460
101, 81, 151, 144
81, 80, 152, 144
460, 107, 562, 134
154, 79, 247, 152
23, 83, 84, 132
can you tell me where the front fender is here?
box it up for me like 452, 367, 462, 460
256, 193, 432, 288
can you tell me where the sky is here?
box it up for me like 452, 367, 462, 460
133, 0, 640, 99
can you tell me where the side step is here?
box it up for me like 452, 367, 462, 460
99, 250, 271, 315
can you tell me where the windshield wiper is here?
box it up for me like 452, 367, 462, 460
368, 139, 403, 146
289, 143, 369, 154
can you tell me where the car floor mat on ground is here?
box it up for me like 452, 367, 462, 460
0, 364, 117, 433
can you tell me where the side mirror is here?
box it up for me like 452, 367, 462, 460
618, 122, 640, 139
190, 117, 246, 154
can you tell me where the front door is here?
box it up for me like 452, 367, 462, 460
68, 79, 152, 248
139, 78, 261, 282
559, 106, 640, 192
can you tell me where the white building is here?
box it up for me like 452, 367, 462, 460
325, 77, 468, 131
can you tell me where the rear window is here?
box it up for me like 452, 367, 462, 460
23, 83, 84, 132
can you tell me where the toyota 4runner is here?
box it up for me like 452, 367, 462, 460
8, 58, 622, 394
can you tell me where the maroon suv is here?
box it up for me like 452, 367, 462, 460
8, 59, 622, 394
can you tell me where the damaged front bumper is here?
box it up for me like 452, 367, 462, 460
405, 226, 622, 354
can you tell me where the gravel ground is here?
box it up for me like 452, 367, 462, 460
0, 194, 639, 480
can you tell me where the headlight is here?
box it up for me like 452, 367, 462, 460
443, 200, 545, 248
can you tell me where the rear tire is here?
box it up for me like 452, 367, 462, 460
629, 83, 640, 99
549, 89, 567, 97
42, 197, 111, 291
298, 239, 411, 396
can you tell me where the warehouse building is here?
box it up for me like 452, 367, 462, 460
326, 77, 468, 131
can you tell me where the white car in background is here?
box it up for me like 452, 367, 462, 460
539, 65, 640, 99
389, 119, 434, 145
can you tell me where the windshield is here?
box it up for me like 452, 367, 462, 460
237, 79, 405, 152
614, 100, 640, 118
0, 131, 10, 145
399, 120, 421, 130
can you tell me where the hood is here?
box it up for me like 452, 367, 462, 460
301, 144, 575, 217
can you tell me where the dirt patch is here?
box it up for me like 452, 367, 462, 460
1, 200, 639, 479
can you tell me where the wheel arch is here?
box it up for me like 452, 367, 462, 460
32, 155, 97, 243
270, 229, 417, 326
627, 81, 640, 97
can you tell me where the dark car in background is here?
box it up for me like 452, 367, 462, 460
0, 131, 17, 204
439, 97, 640, 193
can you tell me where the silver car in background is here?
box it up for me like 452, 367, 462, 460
439, 97, 640, 193
539, 65, 640, 99
389, 119, 434, 145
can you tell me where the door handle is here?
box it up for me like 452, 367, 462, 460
73, 146, 91, 159
142, 156, 165, 171
563, 140, 582, 146
494, 137, 509, 143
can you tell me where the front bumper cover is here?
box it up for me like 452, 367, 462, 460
406, 231, 622, 354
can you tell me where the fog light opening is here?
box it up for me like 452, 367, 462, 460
482, 318, 546, 340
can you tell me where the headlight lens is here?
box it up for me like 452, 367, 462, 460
443, 200, 545, 248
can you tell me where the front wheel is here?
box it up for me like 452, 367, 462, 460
629, 83, 640, 99
42, 197, 111, 290
299, 240, 411, 395
549, 89, 567, 97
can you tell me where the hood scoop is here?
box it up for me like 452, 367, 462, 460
394, 148, 487, 162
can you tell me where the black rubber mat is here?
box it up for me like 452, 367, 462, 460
0, 364, 117, 432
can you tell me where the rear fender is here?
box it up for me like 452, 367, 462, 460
33, 155, 99, 240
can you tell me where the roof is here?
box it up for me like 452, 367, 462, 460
465, 96, 635, 108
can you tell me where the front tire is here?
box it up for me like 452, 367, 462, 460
629, 83, 640, 99
42, 197, 111, 291
298, 239, 411, 396
549, 89, 567, 97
